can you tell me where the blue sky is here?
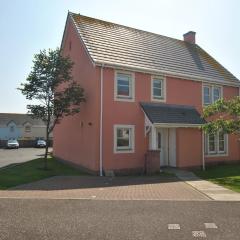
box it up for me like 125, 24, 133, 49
0, 0, 239, 113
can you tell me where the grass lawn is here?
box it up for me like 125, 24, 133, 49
194, 164, 240, 193
0, 157, 86, 190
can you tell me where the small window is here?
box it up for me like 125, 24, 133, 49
10, 126, 14, 132
205, 131, 227, 155
114, 125, 134, 153
203, 86, 211, 105
152, 78, 164, 100
115, 72, 134, 101
151, 76, 165, 101
25, 126, 31, 132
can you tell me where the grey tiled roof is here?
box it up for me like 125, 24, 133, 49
69, 12, 239, 84
140, 102, 206, 125
0, 113, 45, 127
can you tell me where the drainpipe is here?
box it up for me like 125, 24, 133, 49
99, 64, 104, 176
202, 130, 205, 171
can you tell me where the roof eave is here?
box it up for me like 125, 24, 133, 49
95, 61, 240, 87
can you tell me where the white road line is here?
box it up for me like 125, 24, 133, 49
192, 231, 207, 238
168, 224, 180, 230
204, 223, 218, 229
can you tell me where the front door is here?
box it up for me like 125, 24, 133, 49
156, 128, 176, 167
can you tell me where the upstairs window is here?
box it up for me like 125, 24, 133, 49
203, 85, 222, 105
115, 72, 134, 101
152, 76, 165, 101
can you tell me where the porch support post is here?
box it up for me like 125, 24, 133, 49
150, 126, 157, 150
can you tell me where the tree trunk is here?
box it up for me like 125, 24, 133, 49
44, 127, 49, 170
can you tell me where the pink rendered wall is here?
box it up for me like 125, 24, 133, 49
176, 128, 202, 168
102, 70, 149, 171
53, 20, 100, 171
101, 70, 239, 171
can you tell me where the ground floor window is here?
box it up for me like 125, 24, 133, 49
205, 131, 227, 155
114, 125, 135, 153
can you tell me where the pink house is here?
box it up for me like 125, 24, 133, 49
54, 12, 240, 175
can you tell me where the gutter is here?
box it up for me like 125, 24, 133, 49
95, 61, 240, 88
99, 64, 104, 176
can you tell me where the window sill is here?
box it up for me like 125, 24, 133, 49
151, 97, 166, 102
114, 97, 135, 102
114, 148, 134, 154
205, 153, 228, 158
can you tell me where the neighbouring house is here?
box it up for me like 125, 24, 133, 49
0, 113, 52, 147
54, 12, 240, 175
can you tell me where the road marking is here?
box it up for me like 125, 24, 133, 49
168, 224, 180, 230
204, 223, 218, 229
192, 231, 206, 238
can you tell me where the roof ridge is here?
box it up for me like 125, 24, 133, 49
69, 11, 186, 44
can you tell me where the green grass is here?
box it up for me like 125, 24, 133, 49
0, 157, 86, 189
194, 164, 240, 193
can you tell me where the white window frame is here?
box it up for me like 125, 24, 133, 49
114, 71, 135, 102
202, 84, 223, 106
205, 131, 228, 156
114, 125, 135, 153
151, 76, 166, 102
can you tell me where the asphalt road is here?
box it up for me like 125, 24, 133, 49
0, 147, 52, 168
0, 199, 239, 240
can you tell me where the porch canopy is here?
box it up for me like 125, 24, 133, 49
140, 102, 206, 127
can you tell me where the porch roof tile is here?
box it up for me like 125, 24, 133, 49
140, 102, 206, 125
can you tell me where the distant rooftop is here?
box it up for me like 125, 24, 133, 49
68, 12, 239, 84
0, 113, 45, 127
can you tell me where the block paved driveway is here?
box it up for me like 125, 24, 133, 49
0, 175, 210, 200
0, 147, 53, 168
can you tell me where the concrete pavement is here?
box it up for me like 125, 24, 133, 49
168, 168, 240, 201
0, 147, 52, 168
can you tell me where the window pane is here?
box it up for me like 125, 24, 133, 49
213, 87, 221, 102
208, 134, 216, 152
219, 140, 225, 152
153, 79, 163, 98
218, 132, 225, 152
153, 80, 162, 89
117, 128, 130, 148
118, 85, 129, 96
117, 73, 132, 98
204, 86, 211, 104
153, 88, 162, 97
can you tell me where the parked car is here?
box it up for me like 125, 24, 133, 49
36, 139, 46, 148
6, 139, 19, 149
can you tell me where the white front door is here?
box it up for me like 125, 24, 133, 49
156, 128, 176, 167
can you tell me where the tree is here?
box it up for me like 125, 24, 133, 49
19, 48, 85, 169
202, 96, 240, 135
